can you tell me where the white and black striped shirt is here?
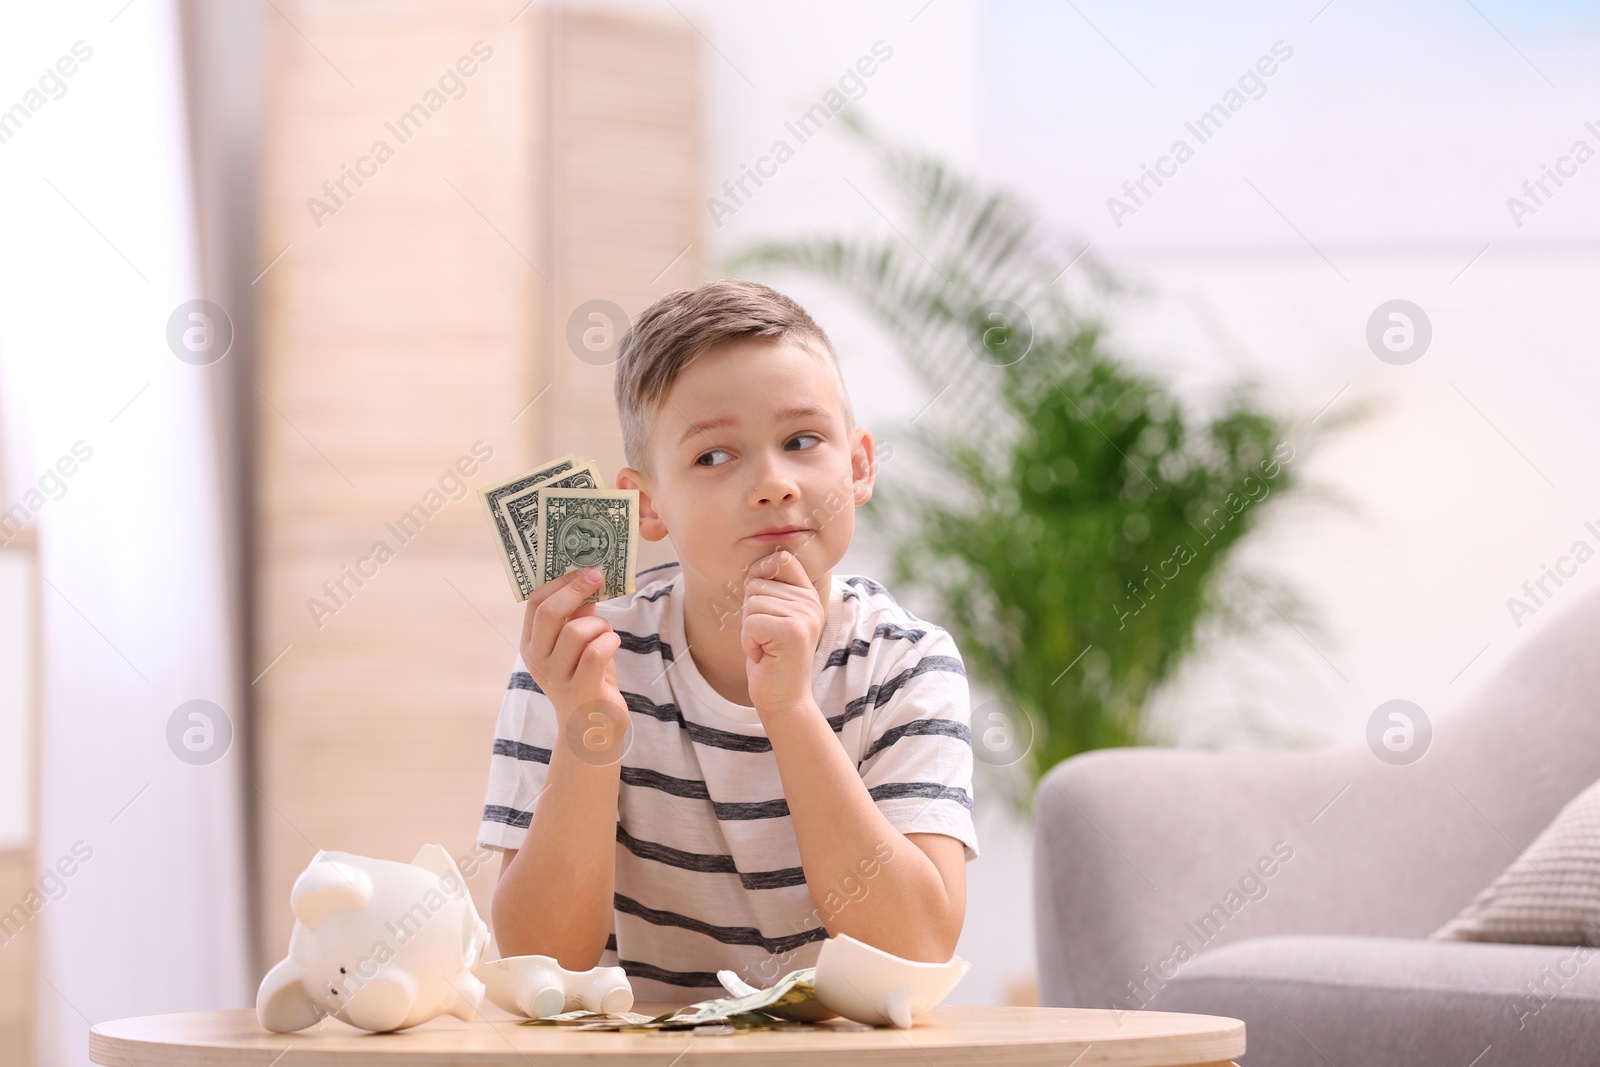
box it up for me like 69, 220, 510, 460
476, 559, 977, 1003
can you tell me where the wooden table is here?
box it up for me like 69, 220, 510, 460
90, 1003, 1244, 1066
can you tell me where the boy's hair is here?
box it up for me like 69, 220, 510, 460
613, 278, 856, 479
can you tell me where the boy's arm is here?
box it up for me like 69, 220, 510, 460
762, 704, 967, 962
491, 747, 621, 970
741, 550, 975, 962
485, 568, 628, 970
904, 831, 968, 927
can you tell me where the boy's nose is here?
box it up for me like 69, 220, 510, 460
750, 466, 801, 505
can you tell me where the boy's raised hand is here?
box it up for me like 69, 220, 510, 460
520, 567, 627, 756
741, 548, 827, 717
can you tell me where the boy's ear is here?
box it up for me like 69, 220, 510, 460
850, 427, 876, 506
616, 467, 669, 541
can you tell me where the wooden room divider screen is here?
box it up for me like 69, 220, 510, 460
253, 1, 700, 970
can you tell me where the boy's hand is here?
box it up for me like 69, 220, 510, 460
741, 548, 826, 716
520, 568, 627, 758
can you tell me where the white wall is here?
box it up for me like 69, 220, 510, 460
0, 552, 33, 852
0, 2, 252, 1063
982, 0, 1600, 248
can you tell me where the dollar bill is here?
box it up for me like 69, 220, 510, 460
536, 488, 640, 605
479, 455, 582, 598
648, 967, 819, 1027
493, 463, 605, 601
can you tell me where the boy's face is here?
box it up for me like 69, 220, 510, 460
616, 336, 875, 597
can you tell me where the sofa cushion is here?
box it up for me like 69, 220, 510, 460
1431, 776, 1600, 946
1148, 934, 1600, 1067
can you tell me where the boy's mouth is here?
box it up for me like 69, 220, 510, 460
745, 525, 813, 543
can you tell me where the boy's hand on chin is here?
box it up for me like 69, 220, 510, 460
741, 548, 825, 716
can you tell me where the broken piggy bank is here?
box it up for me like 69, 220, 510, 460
475, 954, 635, 1019
256, 844, 491, 1033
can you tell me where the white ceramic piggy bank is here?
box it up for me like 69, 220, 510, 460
256, 844, 490, 1033
475, 954, 634, 1018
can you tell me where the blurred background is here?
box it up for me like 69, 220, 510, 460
2, 1, 1599, 1063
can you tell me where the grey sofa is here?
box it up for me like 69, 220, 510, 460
1034, 586, 1600, 1066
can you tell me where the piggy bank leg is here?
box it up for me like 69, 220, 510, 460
514, 963, 568, 1019
578, 968, 634, 1015
448, 970, 487, 1021
882, 985, 916, 1030
341, 970, 417, 1033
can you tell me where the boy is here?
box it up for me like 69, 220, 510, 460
476, 278, 978, 1005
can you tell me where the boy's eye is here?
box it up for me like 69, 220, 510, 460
694, 434, 821, 467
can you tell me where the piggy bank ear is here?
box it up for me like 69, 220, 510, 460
409, 843, 461, 883
256, 956, 327, 1033
290, 858, 373, 929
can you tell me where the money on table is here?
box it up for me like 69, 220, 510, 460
480, 454, 639, 605
517, 968, 821, 1031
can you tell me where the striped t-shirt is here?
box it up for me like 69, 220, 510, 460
476, 559, 978, 1004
